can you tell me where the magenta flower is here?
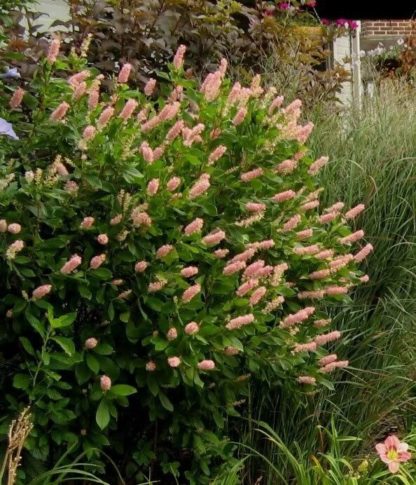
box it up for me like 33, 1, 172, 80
278, 2, 290, 11
375, 435, 411, 474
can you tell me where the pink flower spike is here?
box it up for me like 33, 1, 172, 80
202, 229, 226, 246
60, 254, 82, 274
314, 331, 342, 346
301, 200, 320, 211
360, 274, 370, 283
119, 99, 138, 121
184, 218, 204, 236
340, 230, 365, 244
135, 260, 148, 273
182, 283, 201, 303
47, 36, 60, 63
147, 178, 160, 196
326, 202, 345, 213
223, 261, 246, 276
100, 375, 111, 391
297, 376, 316, 385
73, 81, 87, 100
283, 214, 301, 232
189, 174, 210, 199
308, 156, 329, 175
319, 212, 339, 224
197, 360, 215, 371
167, 176, 182, 192
296, 229, 313, 240
173, 45, 187, 70
230, 248, 256, 263
80, 217, 95, 229
375, 435, 411, 474
50, 102, 70, 122
354, 243, 374, 262
32, 284, 52, 300
97, 234, 109, 245
7, 223, 21, 234
156, 244, 174, 259
320, 360, 349, 373
97, 106, 114, 128
293, 342, 317, 353
85, 337, 98, 350
309, 269, 331, 280
167, 328, 178, 341
185, 321, 199, 335
10, 88, 25, 109
208, 145, 227, 165
268, 95, 284, 115
83, 125, 96, 141
226, 314, 255, 330
118, 63, 132, 83
168, 356, 181, 368
144, 78, 156, 96
110, 214, 122, 225
245, 202, 266, 213
241, 168, 263, 182
276, 159, 297, 174
90, 253, 106, 269
345, 204, 365, 220
148, 280, 167, 293
249, 286, 267, 305
233, 107, 248, 126
181, 266, 199, 278
166, 121, 184, 142
214, 248, 229, 258
272, 190, 296, 203
88, 88, 99, 110
236, 278, 259, 297
140, 142, 154, 163
319, 354, 338, 366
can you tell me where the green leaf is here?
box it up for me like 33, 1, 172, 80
50, 312, 77, 329
19, 337, 36, 356
110, 384, 137, 397
52, 336, 75, 356
13, 374, 31, 390
159, 392, 174, 412
120, 311, 130, 323
25, 310, 45, 337
96, 399, 110, 430
94, 343, 114, 355
91, 268, 113, 280
86, 353, 100, 374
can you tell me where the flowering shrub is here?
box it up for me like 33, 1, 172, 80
0, 40, 372, 482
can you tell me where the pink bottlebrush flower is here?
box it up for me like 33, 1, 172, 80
301, 200, 320, 211
53, 160, 69, 176
10, 87, 25, 109
119, 99, 138, 121
183, 123, 205, 147
168, 85, 183, 102
0, 219, 7, 232
50, 102, 70, 122
88, 88, 100, 110
210, 127, 222, 140
315, 249, 334, 260
325, 286, 349, 296
298, 290, 325, 300
354, 243, 374, 262
148, 280, 167, 293
153, 145, 165, 161
202, 229, 226, 246
243, 260, 265, 278
141, 116, 162, 133
84, 337, 98, 350
224, 346, 240, 356
249, 286, 267, 305
329, 254, 354, 270
173, 45, 187, 69
248, 239, 275, 251
236, 278, 259, 297
97, 106, 115, 128
271, 262, 289, 283
226, 314, 255, 330
309, 269, 332, 280
319, 212, 339, 224
296, 229, 313, 240
139, 142, 154, 163
65, 181, 79, 194
7, 223, 21, 234
135, 260, 148, 273
60, 254, 82, 274
293, 244, 320, 256
117, 289, 132, 300
241, 168, 264, 182
256, 265, 274, 277
146, 360, 157, 371
97, 234, 109, 245
345, 204, 365, 220
214, 248, 229, 258
6, 240, 25, 260
200, 71, 222, 102
168, 356, 181, 368
297, 376, 316, 385
283, 215, 301, 232
197, 360, 216, 371
263, 296, 285, 313
167, 176, 182, 192
79, 217, 95, 229
268, 95, 284, 115
375, 435, 411, 474
314, 331, 342, 346
110, 214, 122, 225
131, 209, 152, 228
159, 102, 180, 122
293, 342, 317, 353
245, 202, 266, 213
90, 254, 106, 269
73, 81, 87, 100
68, 70, 90, 86
100, 375, 112, 392
156, 244, 174, 259
182, 283, 201, 303
233, 107, 248, 126
223, 261, 246, 276
136, 107, 149, 124
297, 122, 314, 143
340, 230, 365, 244
208, 145, 227, 165
284, 99, 302, 115
184, 218, 204, 236
144, 78, 156, 96
326, 202, 345, 213
314, 318, 332, 328
320, 360, 349, 374
185, 321, 200, 335
272, 190, 296, 203
167, 328, 178, 341
360, 274, 370, 283
118, 63, 132, 83
147, 178, 160, 196
32, 284, 52, 300
166, 120, 185, 142
319, 354, 338, 366
47, 36, 60, 63
181, 266, 199, 278
230, 248, 256, 263
281, 307, 315, 328
219, 58, 228, 77
83, 125, 96, 141
227, 82, 242, 106
308, 156, 329, 175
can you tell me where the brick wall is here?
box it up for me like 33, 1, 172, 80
361, 20, 416, 37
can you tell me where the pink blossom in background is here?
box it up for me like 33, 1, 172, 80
197, 360, 216, 371
97, 234, 109, 245
319, 212, 338, 224
73, 82, 87, 100
184, 218, 204, 236
268, 95, 284, 115
88, 88, 100, 109
297, 290, 325, 300
256, 265, 274, 277
85, 337, 98, 350
319, 354, 338, 366
315, 249, 334, 260
223, 261, 246, 276
80, 216, 95, 229
165, 121, 184, 143
90, 254, 106, 269
47, 36, 60, 63
308, 156, 329, 175
249, 286, 267, 305
326, 202, 345, 213
354, 243, 374, 262
32, 284, 52, 300
248, 239, 275, 250
131, 210, 152, 227
117, 63, 132, 83
272, 190, 296, 203
185, 321, 199, 335
309, 269, 331, 280
233, 107, 248, 126
340, 230, 365, 244
320, 360, 349, 373
167, 328, 178, 341
153, 145, 165, 161
226, 314, 255, 330
245, 202, 266, 213
200, 71, 222, 102
219, 58, 228, 77
230, 248, 256, 263
147, 178, 160, 196
296, 229, 313, 240
224, 346, 240, 356
241, 167, 263, 182
83, 125, 96, 141
50, 102, 70, 122
110, 214, 122, 225
146, 361, 157, 371
202, 229, 226, 246
167, 176, 182, 192
144, 78, 156, 96
301, 199, 320, 211
139, 142, 154, 163
314, 331, 342, 346
6, 240, 25, 260
141, 116, 161, 133
137, 107, 149, 124
375, 435, 411, 474
0, 219, 7, 232
156, 245, 174, 259
283, 214, 301, 231
182, 283, 201, 303
360, 274, 370, 283
243, 260, 265, 279
117, 289, 132, 300
314, 318, 332, 328
111, 279, 124, 286
281, 307, 315, 328
60, 254, 82, 274
293, 342, 317, 353
168, 356, 181, 368
100, 375, 112, 391
9, 88, 25, 109
284, 99, 302, 114
329, 254, 354, 270
68, 70, 89, 86
297, 376, 316, 385
214, 248, 229, 258
173, 45, 187, 70
181, 266, 199, 278
148, 280, 167, 293
183, 123, 205, 147
119, 99, 138, 121
97, 106, 114, 127
134, 260, 148, 273
345, 204, 365, 220
158, 102, 180, 122
169, 85, 183, 102
7, 223, 21, 234
208, 145, 227, 165
293, 244, 320, 256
